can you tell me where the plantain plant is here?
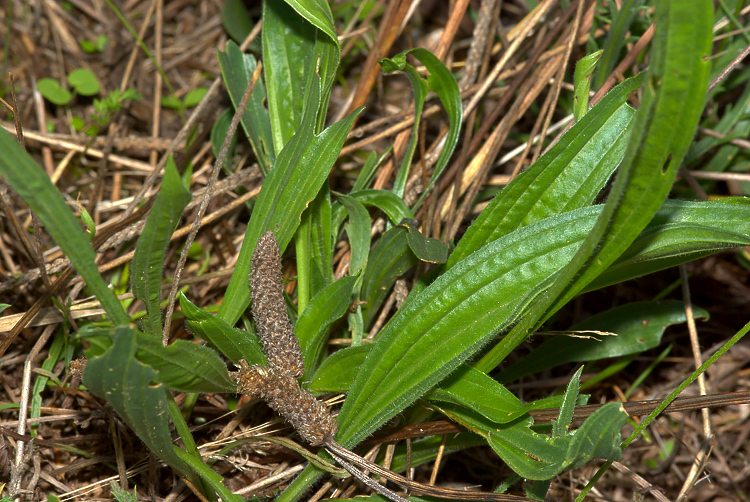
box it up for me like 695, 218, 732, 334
1, 0, 749, 501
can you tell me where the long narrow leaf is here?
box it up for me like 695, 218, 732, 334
218, 73, 362, 326
81, 327, 199, 483
0, 129, 129, 325
218, 42, 275, 174
449, 73, 643, 268
473, 0, 713, 372
263, 0, 318, 150
131, 156, 190, 337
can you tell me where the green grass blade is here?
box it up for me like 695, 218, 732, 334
0, 129, 129, 326
131, 156, 190, 337
573, 50, 603, 121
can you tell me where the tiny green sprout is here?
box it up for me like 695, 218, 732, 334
80, 35, 109, 54
160, 96, 182, 110
183, 87, 208, 108
186, 242, 203, 260
76, 202, 96, 240
90, 88, 142, 130
71, 117, 85, 132
45, 120, 56, 133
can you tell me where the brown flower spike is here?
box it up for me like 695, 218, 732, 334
249, 231, 305, 378
234, 230, 336, 446
233, 231, 524, 502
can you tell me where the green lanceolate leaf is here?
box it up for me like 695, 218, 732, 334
336, 194, 744, 450
79, 326, 235, 393
221, 0, 261, 53
338, 194, 371, 275
129, 336, 235, 393
544, 0, 714, 320
554, 366, 584, 438
180, 293, 266, 365
218, 41, 275, 174
499, 301, 710, 383
263, 0, 339, 140
282, 0, 338, 44
594, 0, 646, 89
378, 47, 462, 207
335, 206, 604, 449
263, 0, 318, 150
131, 156, 191, 337
584, 198, 750, 292
563, 402, 627, 469
309, 343, 371, 393
210, 109, 239, 172
428, 364, 527, 424
218, 73, 362, 326
407, 48, 463, 209
81, 326, 199, 483
360, 227, 419, 329
0, 129, 129, 326
573, 50, 603, 121
344, 189, 415, 224
297, 184, 335, 313
400, 220, 450, 264
379, 55, 428, 199
473, 1, 714, 373
487, 403, 626, 480
449, 73, 644, 268
296, 275, 358, 377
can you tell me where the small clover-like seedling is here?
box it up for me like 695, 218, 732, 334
80, 35, 109, 54
161, 87, 209, 111
38, 68, 101, 106
37, 78, 73, 106
67, 68, 100, 96
233, 231, 530, 502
